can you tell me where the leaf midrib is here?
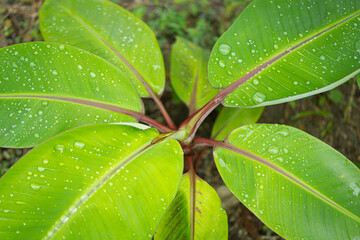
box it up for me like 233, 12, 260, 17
0, 94, 143, 116
189, 168, 196, 240
189, 61, 200, 116
217, 141, 360, 222
44, 139, 155, 239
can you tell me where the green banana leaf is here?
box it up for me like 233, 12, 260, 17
213, 124, 360, 239
208, 0, 360, 107
155, 173, 227, 240
0, 124, 183, 239
171, 37, 218, 115
39, 0, 165, 97
0, 42, 143, 148
211, 107, 264, 141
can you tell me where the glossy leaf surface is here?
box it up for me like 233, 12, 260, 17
211, 107, 264, 141
214, 124, 360, 239
0, 124, 183, 239
40, 0, 165, 97
155, 173, 227, 240
209, 0, 360, 107
0, 42, 143, 148
171, 37, 218, 114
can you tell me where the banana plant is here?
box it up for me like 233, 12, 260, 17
0, 0, 359, 239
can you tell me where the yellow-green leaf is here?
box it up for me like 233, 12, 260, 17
0, 124, 183, 239
209, 0, 360, 107
155, 173, 227, 240
0, 42, 143, 148
40, 0, 165, 97
214, 124, 360, 239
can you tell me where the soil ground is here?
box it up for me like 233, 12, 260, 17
1, 0, 359, 239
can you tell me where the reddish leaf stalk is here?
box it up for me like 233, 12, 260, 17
151, 93, 177, 130
135, 114, 173, 133
186, 155, 196, 240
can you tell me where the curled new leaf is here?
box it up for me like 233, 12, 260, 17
171, 37, 218, 114
40, 0, 165, 97
213, 124, 360, 239
0, 124, 183, 239
0, 42, 143, 148
209, 0, 360, 107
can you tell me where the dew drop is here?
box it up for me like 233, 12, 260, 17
30, 62, 36, 67
274, 44, 279, 49
52, 70, 58, 76
74, 141, 85, 149
43, 159, 49, 164
78, 65, 83, 70
268, 146, 279, 154
218, 159, 226, 167
54, 144, 65, 153
320, 55, 326, 61
218, 44, 231, 55
30, 184, 40, 191
277, 129, 289, 136
90, 72, 96, 78
237, 59, 243, 64
355, 40, 360, 52
34, 133, 40, 138
59, 44, 65, 50
37, 166, 45, 172
218, 60, 226, 68
252, 92, 266, 103
350, 183, 360, 197
253, 79, 259, 85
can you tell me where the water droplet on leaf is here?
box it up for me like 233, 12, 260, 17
218, 60, 226, 68
74, 141, 85, 149
355, 40, 360, 52
252, 92, 266, 103
268, 146, 279, 154
54, 144, 65, 153
218, 44, 231, 55
30, 184, 40, 191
